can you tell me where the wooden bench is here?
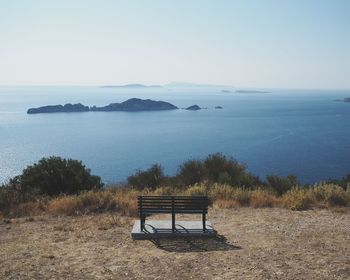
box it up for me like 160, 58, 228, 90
138, 195, 209, 232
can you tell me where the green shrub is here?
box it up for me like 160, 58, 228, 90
127, 164, 164, 189
204, 153, 245, 185
7, 156, 103, 197
177, 159, 205, 186
177, 153, 261, 187
266, 174, 298, 195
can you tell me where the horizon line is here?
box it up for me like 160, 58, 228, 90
0, 84, 349, 91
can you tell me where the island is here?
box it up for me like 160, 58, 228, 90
27, 98, 178, 114
185, 105, 201, 111
335, 97, 350, 103
90, 98, 178, 112
236, 90, 270, 93
215, 106, 223, 109
27, 103, 89, 114
101, 84, 162, 89
221, 90, 232, 93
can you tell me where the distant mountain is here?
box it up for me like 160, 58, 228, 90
236, 90, 270, 93
27, 103, 89, 114
27, 98, 178, 114
165, 82, 204, 87
165, 81, 233, 88
91, 98, 178, 112
101, 84, 162, 88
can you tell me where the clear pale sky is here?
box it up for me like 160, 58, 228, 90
0, 0, 349, 88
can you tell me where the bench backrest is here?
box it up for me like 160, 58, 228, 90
138, 195, 209, 214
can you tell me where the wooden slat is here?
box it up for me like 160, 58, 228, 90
138, 195, 207, 198
138, 197, 208, 200
138, 202, 208, 206
138, 207, 208, 210
137, 195, 209, 216
138, 204, 208, 208
140, 210, 207, 214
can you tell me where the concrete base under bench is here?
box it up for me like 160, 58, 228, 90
131, 220, 215, 239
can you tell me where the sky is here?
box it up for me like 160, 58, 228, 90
0, 0, 349, 89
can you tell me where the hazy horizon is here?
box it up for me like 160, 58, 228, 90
1, 0, 350, 89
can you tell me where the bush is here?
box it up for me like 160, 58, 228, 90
177, 159, 205, 186
309, 184, 350, 207
204, 154, 245, 185
266, 174, 298, 195
281, 187, 312, 210
177, 153, 261, 187
7, 156, 103, 197
127, 164, 164, 189
327, 174, 350, 190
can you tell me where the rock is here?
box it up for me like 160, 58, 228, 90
185, 105, 201, 111
215, 106, 223, 109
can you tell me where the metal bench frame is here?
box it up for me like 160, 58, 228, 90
138, 195, 209, 232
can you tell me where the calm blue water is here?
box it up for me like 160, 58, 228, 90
0, 86, 349, 184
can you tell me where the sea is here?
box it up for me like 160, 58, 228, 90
0, 86, 349, 185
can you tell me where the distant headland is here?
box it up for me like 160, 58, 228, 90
236, 90, 270, 93
101, 84, 162, 89
27, 98, 178, 114
335, 97, 350, 103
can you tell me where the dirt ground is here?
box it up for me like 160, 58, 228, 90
1, 208, 349, 280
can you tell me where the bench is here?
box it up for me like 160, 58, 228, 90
138, 195, 209, 232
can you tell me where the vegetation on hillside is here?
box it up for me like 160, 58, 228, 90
0, 153, 349, 217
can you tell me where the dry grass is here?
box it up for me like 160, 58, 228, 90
1, 184, 349, 218
1, 208, 349, 279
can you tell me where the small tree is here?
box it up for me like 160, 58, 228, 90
204, 153, 247, 185
266, 174, 298, 195
8, 156, 103, 196
127, 164, 164, 189
177, 159, 205, 186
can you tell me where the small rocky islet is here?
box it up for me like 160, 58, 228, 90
185, 105, 201, 111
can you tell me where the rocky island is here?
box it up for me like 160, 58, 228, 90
27, 98, 178, 114
185, 105, 201, 111
27, 103, 89, 114
90, 98, 178, 112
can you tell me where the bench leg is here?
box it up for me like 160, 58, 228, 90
140, 214, 145, 231
202, 213, 206, 232
172, 212, 175, 232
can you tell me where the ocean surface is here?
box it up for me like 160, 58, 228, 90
0, 86, 349, 185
